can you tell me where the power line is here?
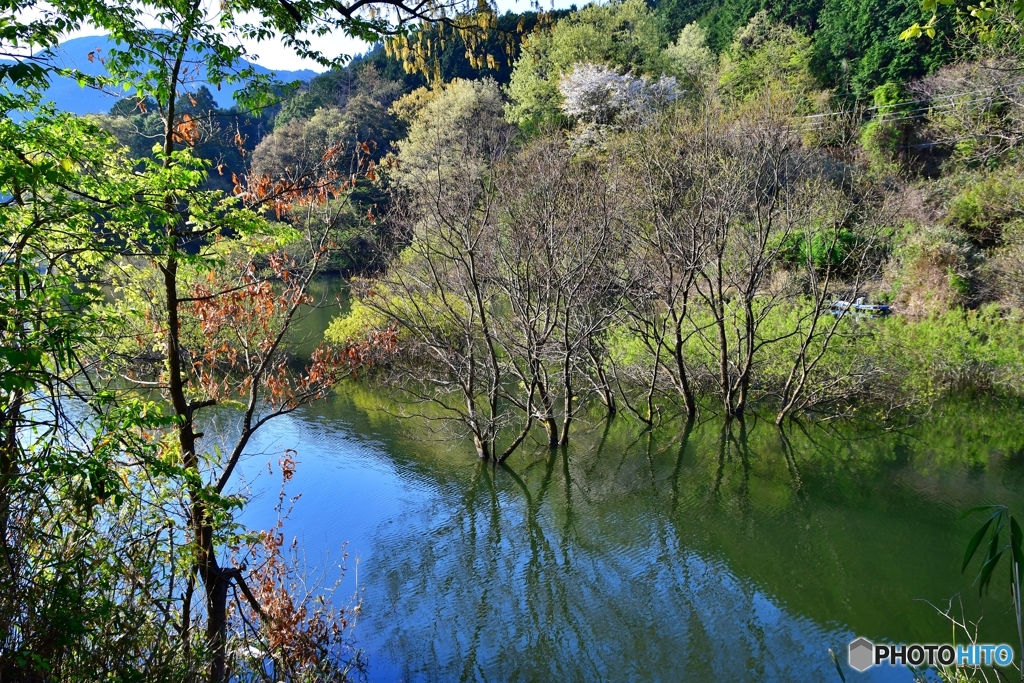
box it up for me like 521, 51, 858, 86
790, 78, 1024, 126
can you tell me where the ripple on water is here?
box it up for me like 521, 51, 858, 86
231, 396, 1024, 682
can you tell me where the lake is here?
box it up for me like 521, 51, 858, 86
231, 373, 1024, 682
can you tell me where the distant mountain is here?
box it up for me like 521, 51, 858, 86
4, 35, 319, 115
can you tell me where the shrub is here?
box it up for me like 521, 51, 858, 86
891, 224, 976, 314
776, 227, 860, 271
945, 166, 1024, 247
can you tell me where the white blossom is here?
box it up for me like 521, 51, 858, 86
558, 63, 681, 126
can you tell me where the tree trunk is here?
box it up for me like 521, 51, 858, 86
558, 351, 573, 446
0, 243, 26, 566
537, 380, 559, 447
672, 321, 696, 419
472, 433, 491, 460
204, 568, 230, 683
164, 248, 231, 682
716, 317, 734, 418
0, 389, 21, 570
587, 347, 616, 419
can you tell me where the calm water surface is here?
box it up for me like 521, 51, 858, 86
228, 375, 1024, 682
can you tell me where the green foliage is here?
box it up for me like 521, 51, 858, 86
607, 289, 1024, 415
945, 167, 1024, 246
857, 84, 911, 170
960, 505, 1022, 597
957, 503, 1024, 678
892, 224, 978, 313
655, 0, 761, 54
276, 56, 415, 128
758, 303, 1024, 407
252, 106, 350, 178
504, 31, 564, 132
550, 0, 669, 74
277, 67, 359, 127
901, 0, 1023, 45
0, 97, 197, 681
718, 12, 821, 107
0, 101, 136, 394
390, 78, 509, 191
663, 22, 717, 88
254, 81, 401, 273
879, 307, 1024, 396
659, 0, 958, 97
279, 10, 561, 129
505, 0, 669, 131
811, 0, 952, 98
654, 0, 952, 96
871, 80, 904, 110
860, 118, 904, 169
947, 267, 972, 296
0, 0, 388, 675
325, 298, 387, 345
777, 227, 860, 269
94, 86, 270, 193
259, 97, 399, 176
326, 277, 468, 347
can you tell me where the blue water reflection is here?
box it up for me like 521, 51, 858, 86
232, 392, 1023, 682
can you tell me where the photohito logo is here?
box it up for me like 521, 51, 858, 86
848, 638, 1015, 672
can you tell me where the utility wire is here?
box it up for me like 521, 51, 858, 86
789, 78, 1024, 126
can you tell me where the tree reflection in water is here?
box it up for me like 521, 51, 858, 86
237, 389, 1024, 682
360, 411, 1006, 682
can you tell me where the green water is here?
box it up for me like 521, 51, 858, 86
233, 379, 1024, 682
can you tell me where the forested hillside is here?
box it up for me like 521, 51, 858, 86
86, 0, 978, 288
303, 0, 1024, 454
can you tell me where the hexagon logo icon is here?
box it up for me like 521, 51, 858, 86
849, 637, 875, 672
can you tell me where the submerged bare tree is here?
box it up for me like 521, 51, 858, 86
354, 79, 530, 461
772, 178, 890, 423
336, 88, 903, 439
613, 97, 890, 421
493, 133, 626, 446
617, 108, 713, 421
691, 107, 802, 417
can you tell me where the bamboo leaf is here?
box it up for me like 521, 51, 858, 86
1010, 516, 1023, 584
960, 505, 1003, 520
829, 648, 846, 682
976, 545, 1007, 596
963, 517, 995, 573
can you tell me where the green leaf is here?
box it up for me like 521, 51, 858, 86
829, 648, 846, 682
959, 504, 1003, 520
1010, 516, 1023, 583
963, 516, 996, 573
900, 24, 923, 40
976, 544, 1007, 595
